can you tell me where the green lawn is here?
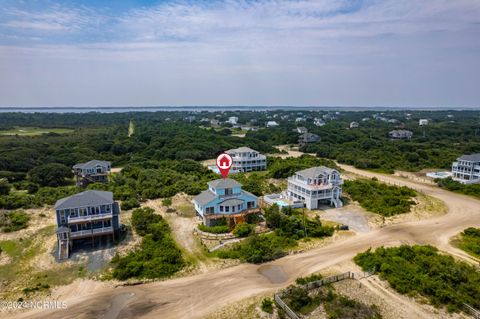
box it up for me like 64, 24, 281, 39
0, 127, 74, 136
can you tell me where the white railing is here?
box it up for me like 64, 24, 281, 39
70, 229, 94, 238
70, 227, 113, 238
92, 226, 113, 234
68, 212, 112, 222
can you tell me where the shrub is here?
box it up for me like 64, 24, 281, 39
112, 207, 185, 280
0, 211, 30, 232
131, 207, 162, 236
295, 273, 323, 285
437, 177, 480, 199
198, 224, 230, 234
0, 178, 11, 195
215, 233, 295, 263
344, 178, 416, 216
261, 297, 274, 314
232, 223, 254, 238
458, 227, 480, 258
354, 245, 480, 312
121, 198, 140, 211
161, 197, 172, 207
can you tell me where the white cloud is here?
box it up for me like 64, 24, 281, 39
0, 0, 479, 107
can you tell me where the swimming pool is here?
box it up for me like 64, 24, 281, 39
276, 200, 290, 207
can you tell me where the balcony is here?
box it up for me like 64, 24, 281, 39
288, 177, 341, 189
68, 212, 112, 223
70, 226, 113, 239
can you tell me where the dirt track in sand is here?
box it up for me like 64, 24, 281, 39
7, 164, 480, 319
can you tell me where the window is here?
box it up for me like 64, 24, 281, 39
225, 188, 233, 195
225, 206, 230, 212
206, 207, 214, 214
220, 206, 224, 212
232, 206, 235, 212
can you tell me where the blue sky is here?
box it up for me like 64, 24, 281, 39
0, 0, 479, 107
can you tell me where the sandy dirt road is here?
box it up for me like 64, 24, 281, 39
7, 164, 480, 319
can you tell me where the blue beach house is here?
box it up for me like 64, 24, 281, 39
192, 178, 259, 226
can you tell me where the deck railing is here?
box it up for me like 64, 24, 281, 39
70, 226, 113, 238
69, 212, 112, 222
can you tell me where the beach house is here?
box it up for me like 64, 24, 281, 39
55, 190, 120, 260
286, 166, 343, 209
192, 179, 259, 226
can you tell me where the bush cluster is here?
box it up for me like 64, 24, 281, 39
437, 177, 480, 199
354, 245, 480, 312
0, 210, 30, 232
343, 178, 416, 216
112, 207, 185, 280
457, 227, 480, 259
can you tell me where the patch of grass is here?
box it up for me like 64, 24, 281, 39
456, 227, 480, 259
0, 225, 84, 300
0, 240, 23, 258
176, 204, 196, 217
0, 127, 74, 136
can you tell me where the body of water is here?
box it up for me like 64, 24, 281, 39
0, 106, 474, 113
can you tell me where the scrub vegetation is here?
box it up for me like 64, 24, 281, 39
1, 110, 477, 210
343, 178, 417, 216
0, 210, 30, 232
112, 207, 185, 280
214, 204, 334, 263
279, 275, 382, 318
354, 245, 480, 313
436, 177, 480, 199
455, 227, 480, 259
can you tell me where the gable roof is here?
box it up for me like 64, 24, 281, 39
54, 190, 114, 210
73, 160, 111, 170
296, 166, 337, 179
458, 154, 480, 162
192, 190, 217, 206
208, 178, 242, 189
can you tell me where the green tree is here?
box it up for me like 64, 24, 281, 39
0, 178, 11, 195
232, 223, 254, 237
28, 163, 73, 187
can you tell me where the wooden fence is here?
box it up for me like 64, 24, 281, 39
464, 303, 480, 319
274, 271, 354, 319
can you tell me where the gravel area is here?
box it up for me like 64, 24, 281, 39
319, 207, 371, 233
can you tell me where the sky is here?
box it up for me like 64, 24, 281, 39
0, 0, 479, 108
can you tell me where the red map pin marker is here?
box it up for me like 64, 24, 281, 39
216, 153, 233, 179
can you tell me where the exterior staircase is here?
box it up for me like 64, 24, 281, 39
58, 239, 69, 260
332, 198, 343, 208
